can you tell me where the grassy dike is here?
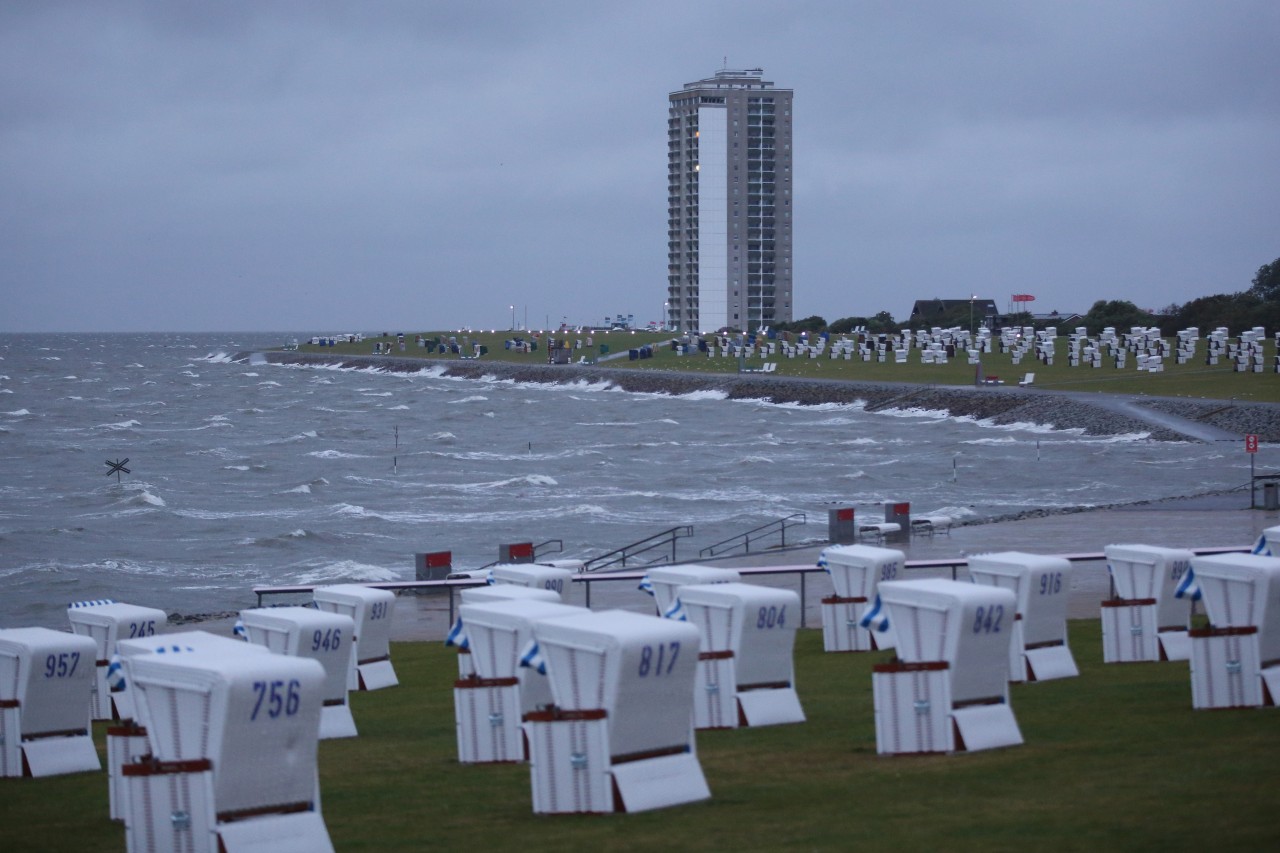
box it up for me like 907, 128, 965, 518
292, 329, 1280, 403
7, 624, 1278, 851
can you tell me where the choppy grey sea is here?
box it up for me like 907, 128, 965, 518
0, 332, 1250, 628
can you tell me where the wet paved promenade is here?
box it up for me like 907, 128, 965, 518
386, 492, 1280, 641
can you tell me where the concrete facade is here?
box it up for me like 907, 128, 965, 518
667, 68, 793, 333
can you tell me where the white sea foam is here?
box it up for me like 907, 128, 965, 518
576, 417, 680, 427
202, 352, 234, 363
874, 406, 952, 420
97, 419, 140, 430
3, 409, 31, 416
107, 487, 165, 509
388, 404, 410, 410
771, 401, 863, 413
453, 474, 560, 492
309, 449, 365, 459
960, 416, 1085, 436
292, 561, 399, 584
924, 506, 979, 521
172, 507, 303, 521
410, 365, 448, 378
285, 484, 312, 493
671, 389, 729, 402
449, 395, 489, 404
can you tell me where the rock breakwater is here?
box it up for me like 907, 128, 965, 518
242, 352, 1280, 442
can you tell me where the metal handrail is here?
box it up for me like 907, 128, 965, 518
534, 539, 564, 559
699, 512, 807, 559
474, 539, 565, 571
581, 526, 695, 572
251, 545, 1251, 626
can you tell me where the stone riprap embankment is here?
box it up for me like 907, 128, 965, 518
1139, 398, 1280, 441
242, 352, 1280, 442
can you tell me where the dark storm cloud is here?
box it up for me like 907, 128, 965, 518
2, 1, 1277, 331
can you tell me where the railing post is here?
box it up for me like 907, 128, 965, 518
448, 586, 455, 627
799, 571, 806, 628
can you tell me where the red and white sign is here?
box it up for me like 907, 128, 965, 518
1246, 434, 1259, 453
1011, 294, 1036, 303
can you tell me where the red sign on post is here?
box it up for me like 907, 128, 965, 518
1246, 434, 1259, 453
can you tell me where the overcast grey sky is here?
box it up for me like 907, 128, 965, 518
2, 1, 1277, 333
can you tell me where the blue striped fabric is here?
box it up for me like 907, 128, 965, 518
662, 597, 688, 621
69, 599, 114, 609
518, 639, 547, 675
859, 594, 891, 632
106, 654, 125, 691
444, 616, 470, 649
1174, 568, 1202, 602
638, 576, 655, 596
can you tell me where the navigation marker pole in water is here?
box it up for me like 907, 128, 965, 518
394, 426, 399, 474
104, 458, 130, 483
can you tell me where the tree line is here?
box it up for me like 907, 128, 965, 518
770, 257, 1280, 337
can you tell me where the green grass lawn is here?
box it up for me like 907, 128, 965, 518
8, 624, 1279, 851
290, 330, 1280, 403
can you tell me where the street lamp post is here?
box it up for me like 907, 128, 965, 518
510, 305, 515, 331
970, 295, 981, 386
